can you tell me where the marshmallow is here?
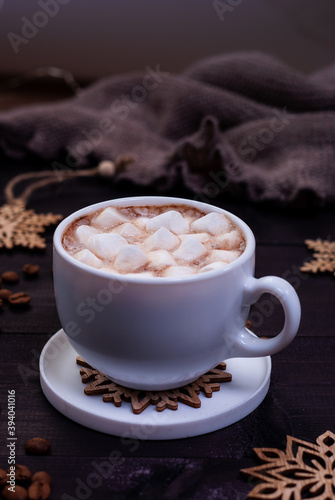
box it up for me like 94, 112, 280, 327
73, 249, 104, 268
135, 216, 150, 229
86, 233, 128, 260
214, 230, 242, 250
75, 225, 100, 244
145, 227, 180, 251
164, 266, 196, 277
191, 212, 230, 235
148, 250, 176, 269
179, 232, 210, 243
93, 207, 128, 229
113, 222, 143, 240
207, 249, 240, 264
146, 210, 189, 235
134, 207, 150, 217
173, 236, 207, 262
114, 245, 148, 273
199, 261, 228, 273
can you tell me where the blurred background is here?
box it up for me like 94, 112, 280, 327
0, 0, 334, 82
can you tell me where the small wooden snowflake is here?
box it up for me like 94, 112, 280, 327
300, 239, 335, 277
0, 200, 62, 250
241, 430, 335, 499
76, 357, 232, 414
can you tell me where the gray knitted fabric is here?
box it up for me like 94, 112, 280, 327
1, 52, 335, 206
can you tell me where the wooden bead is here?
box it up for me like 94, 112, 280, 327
97, 160, 116, 178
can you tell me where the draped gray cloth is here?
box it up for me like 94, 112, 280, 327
1, 52, 335, 206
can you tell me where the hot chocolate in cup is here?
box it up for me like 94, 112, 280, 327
61, 201, 246, 277
53, 196, 301, 390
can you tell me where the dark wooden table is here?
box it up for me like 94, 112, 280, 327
0, 153, 334, 499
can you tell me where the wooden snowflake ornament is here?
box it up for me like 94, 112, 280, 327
242, 430, 335, 499
0, 200, 62, 250
76, 357, 232, 414
301, 239, 335, 277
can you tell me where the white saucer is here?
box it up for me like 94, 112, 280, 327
40, 329, 271, 440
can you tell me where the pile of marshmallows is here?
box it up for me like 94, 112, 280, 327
72, 208, 244, 277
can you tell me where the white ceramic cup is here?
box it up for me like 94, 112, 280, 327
53, 196, 301, 390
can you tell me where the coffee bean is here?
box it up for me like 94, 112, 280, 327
31, 471, 51, 484
25, 438, 51, 456
22, 264, 40, 277
1, 271, 20, 284
2, 485, 28, 500
9, 464, 31, 483
0, 289, 14, 301
28, 481, 51, 500
8, 292, 31, 307
0, 467, 7, 486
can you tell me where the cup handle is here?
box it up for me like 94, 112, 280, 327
230, 276, 301, 358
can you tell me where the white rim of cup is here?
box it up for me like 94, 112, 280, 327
53, 196, 255, 284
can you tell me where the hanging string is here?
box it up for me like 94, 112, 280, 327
0, 161, 117, 250
4, 157, 119, 206
5, 168, 100, 205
